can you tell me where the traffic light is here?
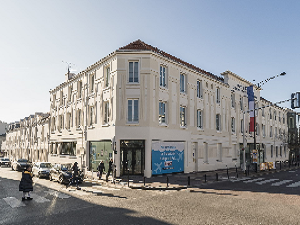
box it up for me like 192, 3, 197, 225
291, 92, 300, 109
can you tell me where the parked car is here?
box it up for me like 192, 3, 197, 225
32, 162, 53, 179
49, 163, 83, 184
0, 158, 11, 167
12, 159, 32, 171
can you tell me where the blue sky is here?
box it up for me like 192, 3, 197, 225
1, 0, 299, 123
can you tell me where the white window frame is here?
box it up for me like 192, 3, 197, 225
127, 99, 139, 123
180, 106, 186, 127
197, 80, 202, 98
105, 66, 110, 87
160, 65, 167, 88
128, 61, 139, 83
180, 73, 186, 93
77, 81, 82, 99
216, 114, 221, 131
231, 93, 235, 108
104, 101, 110, 124
231, 117, 235, 133
90, 74, 95, 93
216, 88, 220, 103
159, 101, 167, 124
197, 110, 203, 129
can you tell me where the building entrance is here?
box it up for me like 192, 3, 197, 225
120, 140, 145, 175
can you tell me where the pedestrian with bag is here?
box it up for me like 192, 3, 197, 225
97, 160, 105, 180
19, 165, 33, 201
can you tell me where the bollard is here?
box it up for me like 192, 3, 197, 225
204, 174, 207, 183
144, 176, 146, 187
280, 161, 281, 170
188, 176, 190, 186
127, 169, 130, 187
216, 173, 218, 181
167, 176, 169, 187
227, 166, 229, 179
235, 165, 238, 174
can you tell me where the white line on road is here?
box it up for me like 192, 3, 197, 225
256, 179, 279, 185
271, 180, 293, 187
230, 177, 251, 182
3, 197, 25, 208
45, 190, 71, 199
243, 178, 265, 183
286, 181, 300, 188
31, 193, 50, 203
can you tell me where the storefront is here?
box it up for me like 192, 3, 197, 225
89, 141, 113, 172
120, 140, 145, 175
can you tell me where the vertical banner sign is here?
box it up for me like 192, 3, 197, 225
152, 142, 184, 175
247, 86, 255, 132
252, 149, 258, 163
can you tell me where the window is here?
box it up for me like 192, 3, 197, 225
104, 101, 109, 124
68, 85, 73, 102
67, 113, 71, 129
197, 80, 202, 98
275, 127, 277, 137
262, 124, 265, 137
283, 115, 285, 124
128, 99, 139, 122
90, 74, 95, 93
159, 101, 166, 124
60, 91, 63, 105
240, 96, 243, 110
276, 146, 278, 157
160, 65, 167, 87
216, 114, 221, 131
180, 74, 186, 93
197, 110, 203, 129
262, 106, 265, 117
89, 106, 94, 126
231, 117, 235, 133
77, 109, 81, 127
270, 126, 273, 137
241, 119, 244, 133
280, 146, 282, 157
271, 145, 273, 158
77, 81, 82, 98
256, 123, 259, 135
216, 88, 220, 103
269, 109, 272, 119
180, 106, 186, 127
274, 111, 277, 120
284, 146, 287, 157
129, 62, 139, 83
105, 67, 110, 87
231, 93, 235, 108
279, 112, 281, 122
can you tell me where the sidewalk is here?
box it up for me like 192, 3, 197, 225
80, 163, 300, 192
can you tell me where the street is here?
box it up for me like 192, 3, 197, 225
1, 167, 300, 225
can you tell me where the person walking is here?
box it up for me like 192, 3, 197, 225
68, 162, 80, 189
106, 159, 113, 182
97, 161, 105, 180
19, 165, 33, 201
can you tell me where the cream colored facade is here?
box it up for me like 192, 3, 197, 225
48, 40, 290, 178
5, 113, 49, 163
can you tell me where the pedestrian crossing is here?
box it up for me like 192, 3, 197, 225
229, 177, 300, 188
1, 190, 71, 208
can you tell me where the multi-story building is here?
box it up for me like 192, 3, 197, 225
48, 40, 290, 178
5, 113, 49, 162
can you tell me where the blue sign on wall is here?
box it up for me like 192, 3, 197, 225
152, 142, 184, 175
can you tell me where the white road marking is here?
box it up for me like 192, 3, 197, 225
3, 197, 25, 208
243, 178, 265, 183
31, 193, 50, 203
286, 181, 300, 188
45, 190, 71, 199
271, 180, 293, 187
230, 177, 251, 182
256, 179, 279, 185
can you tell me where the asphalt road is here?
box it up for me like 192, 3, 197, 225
1, 167, 300, 225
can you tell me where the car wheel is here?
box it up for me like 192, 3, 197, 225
59, 175, 64, 184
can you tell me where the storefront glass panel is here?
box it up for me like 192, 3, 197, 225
89, 141, 113, 171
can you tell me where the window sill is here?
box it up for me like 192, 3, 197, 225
197, 127, 204, 131
102, 124, 110, 127
88, 125, 95, 129
126, 122, 139, 126
159, 123, 168, 127
76, 127, 82, 131
180, 126, 187, 129
159, 85, 168, 90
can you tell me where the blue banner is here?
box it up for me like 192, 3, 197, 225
152, 142, 184, 175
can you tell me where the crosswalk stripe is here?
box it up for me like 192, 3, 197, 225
286, 181, 300, 188
45, 190, 71, 199
243, 178, 265, 183
3, 197, 25, 208
256, 179, 279, 185
230, 177, 251, 182
271, 180, 293, 187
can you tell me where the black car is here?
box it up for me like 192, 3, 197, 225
12, 159, 32, 171
0, 158, 11, 167
49, 163, 83, 184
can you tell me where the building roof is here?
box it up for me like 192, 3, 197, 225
118, 39, 224, 83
